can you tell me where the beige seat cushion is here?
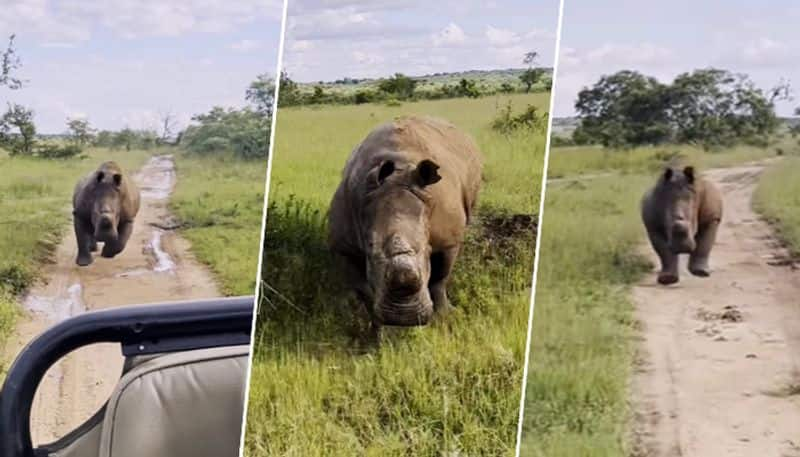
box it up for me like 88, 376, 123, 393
97, 345, 249, 457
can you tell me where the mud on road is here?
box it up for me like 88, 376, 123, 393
3, 155, 220, 444
632, 161, 800, 457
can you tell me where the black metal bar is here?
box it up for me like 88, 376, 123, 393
0, 296, 254, 457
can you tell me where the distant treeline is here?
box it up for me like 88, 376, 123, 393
561, 68, 792, 149
277, 69, 553, 107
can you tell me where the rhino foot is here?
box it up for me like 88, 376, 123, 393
76, 254, 93, 267
657, 271, 679, 285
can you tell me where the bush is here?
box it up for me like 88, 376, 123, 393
492, 102, 548, 134
34, 143, 83, 159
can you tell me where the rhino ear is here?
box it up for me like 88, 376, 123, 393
416, 159, 441, 187
96, 171, 105, 183
662, 167, 673, 182
377, 160, 395, 184
683, 166, 695, 184
113, 173, 122, 186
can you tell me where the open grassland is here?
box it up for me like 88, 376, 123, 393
0, 147, 152, 374
754, 156, 800, 257
170, 153, 267, 296
244, 93, 548, 456
519, 140, 800, 456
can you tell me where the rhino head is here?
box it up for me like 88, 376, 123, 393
659, 166, 698, 254
91, 169, 124, 243
359, 158, 441, 326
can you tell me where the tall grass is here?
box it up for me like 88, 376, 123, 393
245, 93, 548, 455
754, 156, 800, 256
170, 152, 267, 296
0, 147, 152, 374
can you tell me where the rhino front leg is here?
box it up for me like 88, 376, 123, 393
101, 220, 133, 258
340, 253, 381, 336
429, 246, 459, 313
74, 216, 94, 266
689, 219, 719, 277
646, 230, 679, 285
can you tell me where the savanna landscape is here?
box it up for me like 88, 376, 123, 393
243, 66, 550, 454
520, 67, 800, 456
0, 31, 271, 441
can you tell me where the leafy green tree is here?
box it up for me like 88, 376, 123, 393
277, 71, 301, 107
574, 70, 671, 147
458, 78, 481, 98
182, 106, 268, 159
310, 85, 325, 104
1, 35, 23, 90
378, 73, 418, 100
0, 103, 36, 155
66, 117, 96, 146
246, 73, 275, 116
520, 68, 546, 93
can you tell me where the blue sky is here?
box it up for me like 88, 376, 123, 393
282, 0, 561, 82
555, 0, 800, 116
0, 0, 282, 134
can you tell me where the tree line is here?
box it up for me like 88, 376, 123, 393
277, 52, 551, 107
569, 68, 791, 148
0, 34, 273, 160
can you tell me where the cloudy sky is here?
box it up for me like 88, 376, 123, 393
554, 0, 800, 117
282, 0, 560, 82
0, 0, 282, 134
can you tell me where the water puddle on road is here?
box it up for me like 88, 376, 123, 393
24, 283, 87, 323
137, 155, 176, 201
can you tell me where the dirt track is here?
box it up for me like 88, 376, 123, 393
632, 161, 800, 456
4, 155, 220, 444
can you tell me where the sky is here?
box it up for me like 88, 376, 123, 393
0, 0, 282, 134
282, 0, 561, 83
554, 0, 800, 117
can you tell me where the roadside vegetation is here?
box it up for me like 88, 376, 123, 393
754, 156, 800, 257
244, 91, 549, 455
519, 67, 799, 456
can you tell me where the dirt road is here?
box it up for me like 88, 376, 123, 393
632, 161, 800, 456
4, 155, 220, 444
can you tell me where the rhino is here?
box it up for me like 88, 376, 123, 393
328, 116, 482, 328
641, 166, 723, 285
72, 161, 141, 266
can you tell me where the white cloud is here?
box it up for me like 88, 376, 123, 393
432, 23, 467, 47
230, 39, 261, 52
742, 37, 793, 65
486, 26, 519, 46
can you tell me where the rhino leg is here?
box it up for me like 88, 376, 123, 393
74, 217, 94, 266
101, 220, 133, 258
339, 253, 381, 332
429, 246, 459, 312
646, 229, 679, 285
689, 219, 719, 277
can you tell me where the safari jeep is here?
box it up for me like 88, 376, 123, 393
0, 297, 253, 457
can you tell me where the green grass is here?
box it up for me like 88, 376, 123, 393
519, 140, 797, 456
245, 93, 548, 455
170, 153, 267, 296
0, 147, 152, 374
754, 156, 800, 256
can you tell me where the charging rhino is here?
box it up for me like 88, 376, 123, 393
641, 166, 723, 285
328, 116, 482, 328
72, 161, 140, 266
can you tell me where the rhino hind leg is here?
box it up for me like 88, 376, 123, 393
74, 217, 94, 266
646, 230, 679, 285
689, 219, 719, 277
429, 246, 459, 312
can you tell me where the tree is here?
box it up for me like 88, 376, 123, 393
523, 51, 539, 66
573, 70, 671, 147
182, 106, 268, 159
1, 103, 37, 155
1, 34, 24, 90
246, 73, 275, 116
378, 73, 418, 100
520, 68, 546, 93
277, 71, 301, 107
457, 78, 480, 98
66, 117, 96, 146
158, 111, 178, 145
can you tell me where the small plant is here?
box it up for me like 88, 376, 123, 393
34, 143, 83, 159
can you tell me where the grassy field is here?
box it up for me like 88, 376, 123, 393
244, 93, 548, 455
0, 147, 152, 375
170, 153, 267, 296
754, 156, 800, 256
519, 140, 800, 456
